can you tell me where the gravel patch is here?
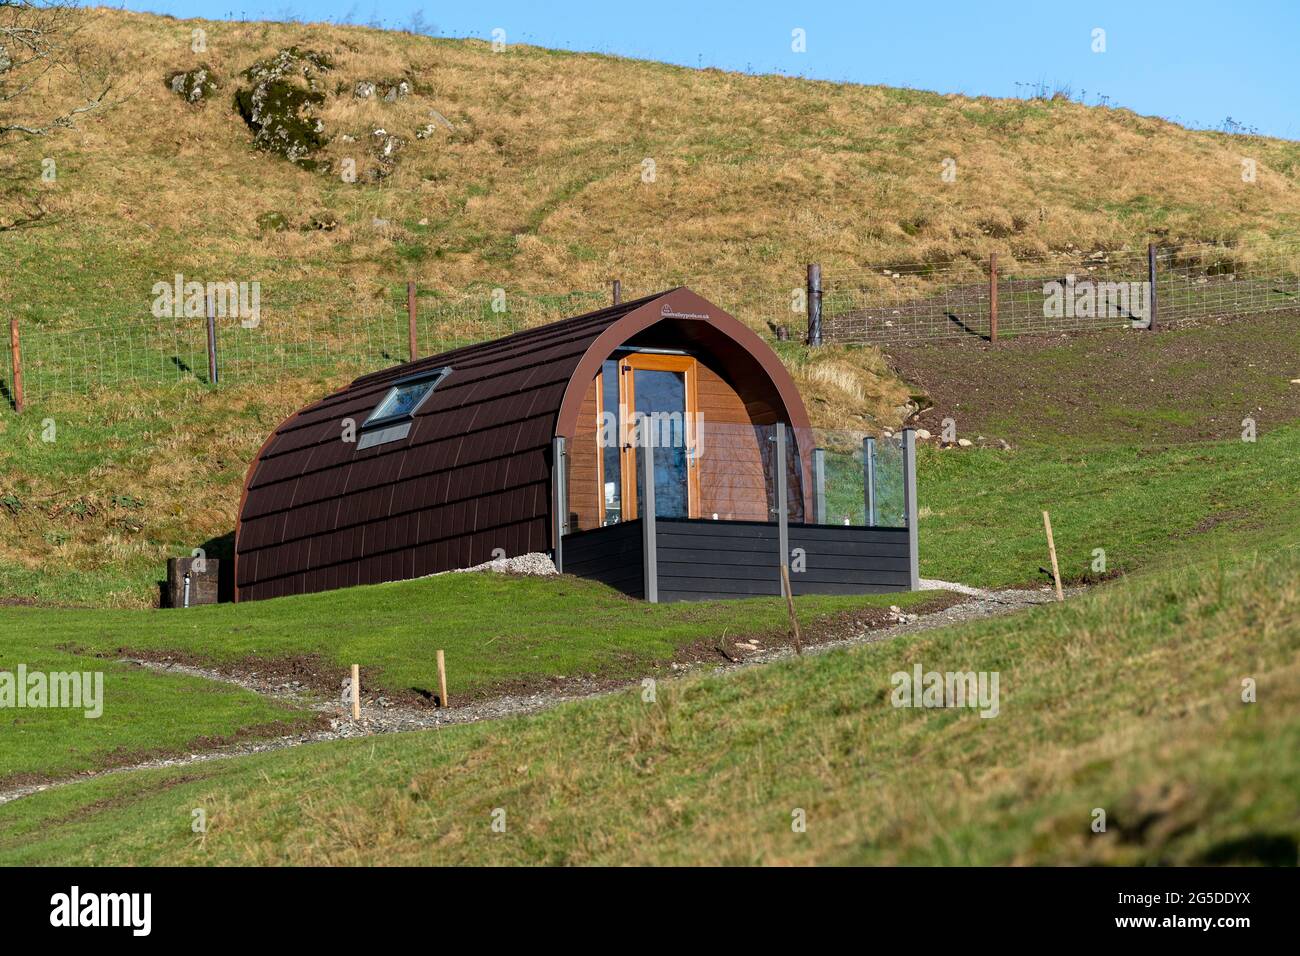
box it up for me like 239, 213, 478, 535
436, 552, 556, 576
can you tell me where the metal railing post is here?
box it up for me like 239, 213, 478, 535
864, 436, 876, 527
640, 432, 658, 602
205, 293, 219, 385
551, 436, 567, 572
1147, 243, 1158, 331
407, 280, 419, 360
812, 447, 826, 525
902, 428, 920, 590
776, 424, 790, 585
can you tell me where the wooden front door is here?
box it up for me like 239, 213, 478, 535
597, 353, 701, 522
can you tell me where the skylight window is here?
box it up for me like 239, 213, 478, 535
363, 368, 450, 429
355, 367, 451, 450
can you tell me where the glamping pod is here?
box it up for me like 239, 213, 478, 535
234, 288, 918, 603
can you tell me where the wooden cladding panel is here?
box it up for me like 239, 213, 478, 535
694, 362, 770, 521
567, 375, 602, 532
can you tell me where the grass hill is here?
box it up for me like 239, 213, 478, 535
3, 8, 1300, 607
2, 519, 1296, 865
8, 9, 1300, 306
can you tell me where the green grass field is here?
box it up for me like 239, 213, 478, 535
2, 522, 1294, 865
0, 575, 934, 784
919, 424, 1300, 587
4, 420, 1297, 787
0, 642, 317, 786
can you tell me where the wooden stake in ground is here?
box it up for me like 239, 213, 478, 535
437, 649, 449, 707
10, 317, 24, 414
1042, 511, 1064, 602
351, 663, 360, 720
779, 564, 803, 655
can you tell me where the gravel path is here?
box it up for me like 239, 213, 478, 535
0, 580, 1072, 807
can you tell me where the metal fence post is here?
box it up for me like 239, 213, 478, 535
775, 424, 790, 587
8, 317, 23, 414
407, 280, 419, 360
551, 436, 567, 572
811, 447, 826, 525
806, 264, 822, 346
1154, 243, 1164, 332
902, 428, 920, 590
640, 433, 658, 602
863, 436, 876, 527
205, 294, 219, 385
989, 253, 999, 342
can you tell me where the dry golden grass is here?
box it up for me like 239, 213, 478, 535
6, 7, 1299, 308
785, 347, 913, 429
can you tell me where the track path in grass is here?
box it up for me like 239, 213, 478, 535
0, 583, 1067, 808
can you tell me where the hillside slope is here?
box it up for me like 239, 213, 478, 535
2, 526, 1296, 865
6, 9, 1300, 320
3, 9, 1300, 607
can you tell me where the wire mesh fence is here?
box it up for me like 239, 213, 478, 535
6, 235, 1299, 408
5, 285, 611, 404
822, 236, 1300, 344
2, 270, 800, 408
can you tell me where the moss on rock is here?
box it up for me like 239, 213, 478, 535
234, 47, 333, 169
165, 64, 219, 104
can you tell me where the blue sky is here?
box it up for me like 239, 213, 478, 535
117, 0, 1298, 139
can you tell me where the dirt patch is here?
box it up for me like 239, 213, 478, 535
668, 593, 969, 666
1186, 508, 1252, 535
28, 773, 208, 832
884, 312, 1300, 446
110, 647, 349, 699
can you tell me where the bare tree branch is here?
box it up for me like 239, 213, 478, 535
0, 0, 115, 142
0, 197, 48, 231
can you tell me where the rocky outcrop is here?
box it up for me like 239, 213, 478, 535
233, 47, 334, 169
165, 64, 218, 104
351, 78, 411, 102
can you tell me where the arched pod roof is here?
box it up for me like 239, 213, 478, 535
234, 288, 811, 601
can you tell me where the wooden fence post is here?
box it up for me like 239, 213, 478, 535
611, 279, 622, 305
8, 317, 23, 414
407, 280, 419, 360
806, 263, 822, 346
989, 253, 999, 342
1147, 243, 1158, 331
779, 563, 803, 655
1042, 511, 1064, 602
351, 663, 360, 720
436, 649, 448, 708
